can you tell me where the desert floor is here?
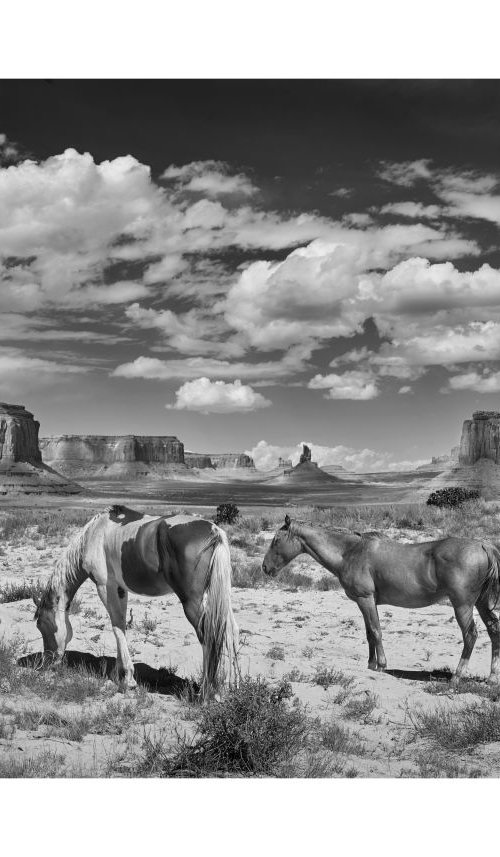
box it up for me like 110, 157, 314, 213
1, 496, 500, 777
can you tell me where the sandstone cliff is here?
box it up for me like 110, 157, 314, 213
459, 412, 500, 465
184, 452, 255, 470
0, 403, 42, 463
209, 453, 255, 470
40, 434, 186, 480
184, 453, 214, 469
0, 404, 81, 494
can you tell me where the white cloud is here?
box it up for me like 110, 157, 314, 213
444, 369, 500, 394
112, 346, 310, 382
0, 348, 89, 395
379, 201, 441, 219
308, 370, 379, 400
398, 386, 412, 395
161, 160, 257, 197
125, 303, 244, 357
246, 439, 426, 473
378, 159, 433, 186
166, 377, 272, 413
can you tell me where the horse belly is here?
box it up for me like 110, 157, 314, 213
374, 565, 441, 608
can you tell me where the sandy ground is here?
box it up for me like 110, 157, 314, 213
1, 517, 500, 778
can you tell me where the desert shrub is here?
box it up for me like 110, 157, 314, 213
413, 700, 500, 749
141, 613, 158, 634
236, 515, 261, 535
425, 676, 500, 702
426, 487, 480, 509
214, 503, 240, 525
276, 569, 314, 589
316, 575, 341, 591
402, 750, 484, 778
313, 667, 354, 691
320, 721, 365, 755
134, 677, 310, 777
232, 559, 266, 588
343, 692, 378, 721
266, 645, 285, 660
0, 578, 47, 604
0, 750, 66, 778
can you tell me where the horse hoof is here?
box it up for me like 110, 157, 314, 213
450, 676, 460, 689
488, 675, 500, 686
377, 665, 387, 672
368, 663, 377, 671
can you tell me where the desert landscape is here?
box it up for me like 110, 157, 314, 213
2, 401, 500, 778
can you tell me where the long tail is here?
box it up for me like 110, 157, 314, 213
480, 543, 500, 609
198, 525, 239, 699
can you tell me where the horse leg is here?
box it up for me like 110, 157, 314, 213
450, 603, 477, 688
476, 599, 500, 684
96, 583, 137, 691
356, 596, 387, 672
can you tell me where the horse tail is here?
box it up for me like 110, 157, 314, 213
479, 543, 500, 609
198, 524, 239, 699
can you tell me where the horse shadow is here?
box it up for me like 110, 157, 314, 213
385, 667, 452, 683
18, 650, 199, 698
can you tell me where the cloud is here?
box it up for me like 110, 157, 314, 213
378, 201, 441, 219
246, 439, 426, 473
444, 369, 500, 393
124, 302, 244, 358
0, 347, 89, 395
166, 378, 272, 413
308, 369, 379, 400
161, 160, 257, 197
112, 346, 310, 382
398, 386, 412, 394
0, 133, 23, 165
378, 159, 433, 186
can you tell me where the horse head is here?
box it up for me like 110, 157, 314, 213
33, 590, 73, 663
262, 515, 304, 577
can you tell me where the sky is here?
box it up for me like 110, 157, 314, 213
2, 79, 500, 471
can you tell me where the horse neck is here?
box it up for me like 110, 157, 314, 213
293, 523, 356, 569
48, 550, 88, 609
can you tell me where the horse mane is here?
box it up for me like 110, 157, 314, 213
38, 511, 103, 609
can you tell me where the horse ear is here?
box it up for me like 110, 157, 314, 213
33, 595, 41, 608
284, 514, 291, 528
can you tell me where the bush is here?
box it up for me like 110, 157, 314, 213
0, 579, 47, 604
413, 700, 500, 749
426, 487, 480, 508
214, 503, 240, 525
135, 677, 310, 777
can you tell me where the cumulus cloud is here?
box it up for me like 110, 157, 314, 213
166, 378, 272, 413
161, 160, 257, 197
308, 370, 379, 400
444, 369, 500, 394
246, 439, 426, 473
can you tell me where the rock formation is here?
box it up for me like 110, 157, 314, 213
40, 434, 186, 480
0, 404, 81, 494
299, 444, 312, 464
184, 452, 214, 469
209, 453, 255, 470
459, 412, 500, 465
420, 414, 500, 500
184, 452, 255, 470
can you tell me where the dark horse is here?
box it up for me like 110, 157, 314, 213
33, 505, 239, 698
263, 516, 500, 686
